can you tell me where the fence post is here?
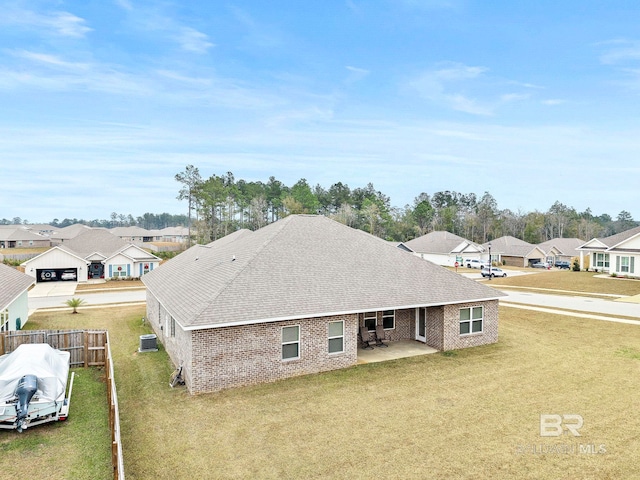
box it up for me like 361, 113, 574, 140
84, 332, 89, 368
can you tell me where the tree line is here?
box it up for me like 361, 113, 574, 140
3, 165, 635, 245
1, 212, 188, 231
174, 165, 638, 245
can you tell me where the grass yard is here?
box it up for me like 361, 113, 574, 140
9, 303, 640, 479
488, 270, 640, 297
0, 366, 112, 479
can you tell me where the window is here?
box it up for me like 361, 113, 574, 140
113, 264, 128, 277
617, 256, 635, 274
282, 325, 300, 360
364, 312, 377, 332
328, 321, 344, 354
0, 309, 8, 332
460, 306, 483, 335
595, 253, 610, 268
382, 310, 395, 330
170, 316, 176, 337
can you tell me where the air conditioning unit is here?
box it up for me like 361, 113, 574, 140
139, 334, 158, 353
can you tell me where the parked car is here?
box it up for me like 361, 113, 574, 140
531, 262, 549, 269
465, 259, 488, 269
554, 261, 571, 270
60, 270, 77, 281
481, 267, 507, 278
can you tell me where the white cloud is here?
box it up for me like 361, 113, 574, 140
599, 40, 640, 65
345, 65, 370, 84
408, 63, 492, 115
10, 50, 90, 71
1, 7, 91, 38
500, 93, 530, 102
174, 27, 215, 54
114, 0, 134, 11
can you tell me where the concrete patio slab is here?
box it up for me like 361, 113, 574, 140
357, 339, 438, 364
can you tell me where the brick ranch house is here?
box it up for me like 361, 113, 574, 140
142, 215, 506, 394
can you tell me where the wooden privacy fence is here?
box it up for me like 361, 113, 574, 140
0, 329, 125, 480
0, 329, 106, 365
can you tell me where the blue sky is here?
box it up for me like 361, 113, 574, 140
1, 0, 639, 223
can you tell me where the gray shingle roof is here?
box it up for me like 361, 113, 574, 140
0, 228, 48, 241
405, 231, 480, 254
60, 229, 128, 258
598, 226, 640, 249
143, 215, 506, 330
538, 238, 584, 255
483, 236, 541, 257
0, 264, 34, 310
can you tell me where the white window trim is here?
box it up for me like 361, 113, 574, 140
282, 325, 300, 361
595, 253, 610, 268
460, 306, 484, 336
382, 310, 395, 330
364, 311, 377, 332
0, 309, 8, 332
328, 320, 345, 355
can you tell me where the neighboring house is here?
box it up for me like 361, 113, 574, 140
405, 231, 484, 267
22, 229, 161, 282
0, 228, 50, 249
149, 226, 190, 243
0, 263, 34, 331
577, 226, 640, 276
49, 224, 93, 245
109, 226, 155, 245
484, 236, 547, 267
538, 238, 584, 266
142, 215, 506, 395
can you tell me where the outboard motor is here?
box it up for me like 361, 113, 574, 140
15, 375, 38, 432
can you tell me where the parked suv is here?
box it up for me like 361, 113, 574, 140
465, 259, 488, 269
481, 267, 507, 278
554, 261, 571, 270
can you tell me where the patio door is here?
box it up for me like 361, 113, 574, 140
416, 308, 426, 342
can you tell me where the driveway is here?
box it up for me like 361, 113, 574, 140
29, 281, 78, 298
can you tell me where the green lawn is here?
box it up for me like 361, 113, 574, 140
10, 303, 640, 479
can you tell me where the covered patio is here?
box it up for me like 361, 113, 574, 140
357, 339, 438, 364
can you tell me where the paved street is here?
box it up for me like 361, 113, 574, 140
498, 289, 640, 319
29, 288, 146, 312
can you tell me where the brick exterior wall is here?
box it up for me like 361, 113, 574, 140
441, 299, 499, 350
425, 306, 445, 349
188, 313, 358, 394
146, 291, 499, 394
